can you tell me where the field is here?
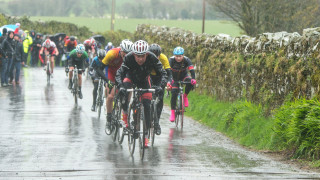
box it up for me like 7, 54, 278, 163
29, 16, 242, 37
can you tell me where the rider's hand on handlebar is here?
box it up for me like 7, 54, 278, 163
65, 67, 69, 73
119, 87, 126, 95
166, 82, 172, 91
191, 79, 197, 85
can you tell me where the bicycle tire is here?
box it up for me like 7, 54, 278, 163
97, 81, 103, 120
128, 104, 136, 156
175, 94, 181, 128
112, 121, 118, 142
116, 98, 125, 144
139, 105, 146, 160
46, 61, 50, 84
180, 93, 184, 129
73, 76, 78, 104
150, 101, 157, 147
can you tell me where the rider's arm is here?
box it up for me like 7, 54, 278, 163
39, 46, 44, 55
101, 49, 117, 66
152, 55, 167, 87
115, 56, 130, 87
54, 47, 59, 56
185, 57, 195, 79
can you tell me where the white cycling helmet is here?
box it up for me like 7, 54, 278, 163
107, 42, 113, 46
132, 40, 149, 55
120, 39, 133, 53
76, 44, 85, 54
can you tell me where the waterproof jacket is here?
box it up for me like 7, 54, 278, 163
23, 34, 33, 53
13, 40, 23, 62
1, 34, 15, 58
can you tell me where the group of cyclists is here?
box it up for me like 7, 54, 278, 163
19, 34, 198, 147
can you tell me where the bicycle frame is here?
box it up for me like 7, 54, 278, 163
70, 65, 83, 104
175, 81, 190, 129
96, 77, 104, 120
46, 54, 51, 84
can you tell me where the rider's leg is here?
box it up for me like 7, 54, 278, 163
68, 66, 74, 89
78, 73, 83, 99
121, 79, 132, 127
106, 86, 115, 123
170, 83, 179, 122
183, 77, 192, 107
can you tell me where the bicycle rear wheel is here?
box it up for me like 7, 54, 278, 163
116, 98, 125, 144
97, 83, 103, 120
128, 104, 136, 156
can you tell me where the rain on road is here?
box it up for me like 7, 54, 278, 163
0, 67, 319, 179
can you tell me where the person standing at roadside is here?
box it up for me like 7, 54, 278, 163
31, 33, 42, 67
1, 31, 15, 87
22, 30, 33, 67
10, 34, 23, 84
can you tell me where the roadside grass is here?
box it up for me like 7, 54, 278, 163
29, 16, 242, 37
164, 91, 275, 150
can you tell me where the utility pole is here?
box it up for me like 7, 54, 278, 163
202, 0, 205, 33
111, 0, 115, 31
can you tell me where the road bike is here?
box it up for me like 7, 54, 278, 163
45, 54, 51, 84
175, 81, 190, 129
70, 65, 83, 104
127, 88, 155, 160
96, 77, 104, 120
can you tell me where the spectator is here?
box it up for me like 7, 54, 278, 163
22, 30, 33, 67
1, 31, 15, 87
55, 36, 64, 67
31, 33, 42, 67
0, 28, 7, 44
10, 34, 23, 84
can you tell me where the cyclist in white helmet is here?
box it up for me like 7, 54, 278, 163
100, 39, 133, 131
115, 40, 167, 147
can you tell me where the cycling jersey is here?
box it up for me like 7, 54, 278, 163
42, 41, 57, 55
67, 49, 89, 71
169, 56, 195, 80
150, 53, 171, 75
116, 52, 167, 88
101, 48, 123, 82
83, 39, 97, 52
90, 56, 106, 81
64, 39, 77, 52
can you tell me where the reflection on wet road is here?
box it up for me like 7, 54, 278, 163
0, 68, 319, 179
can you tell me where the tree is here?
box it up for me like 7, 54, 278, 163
207, 0, 320, 36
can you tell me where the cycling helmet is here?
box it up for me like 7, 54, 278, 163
173, 46, 184, 55
120, 39, 133, 53
107, 42, 113, 46
44, 39, 51, 48
70, 36, 75, 41
149, 43, 161, 57
76, 44, 85, 54
132, 40, 148, 55
97, 49, 106, 59
89, 38, 95, 45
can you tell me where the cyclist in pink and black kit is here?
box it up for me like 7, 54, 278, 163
40, 39, 59, 76
167, 46, 196, 122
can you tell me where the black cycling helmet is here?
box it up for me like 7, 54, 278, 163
149, 43, 161, 57
97, 49, 106, 59
70, 36, 75, 41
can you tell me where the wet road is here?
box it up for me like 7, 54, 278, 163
1, 67, 320, 179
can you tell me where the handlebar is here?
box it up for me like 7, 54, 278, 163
126, 89, 155, 92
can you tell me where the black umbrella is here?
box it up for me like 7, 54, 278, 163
91, 35, 106, 45
54, 33, 66, 40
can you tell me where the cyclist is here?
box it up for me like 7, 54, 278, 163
101, 39, 133, 130
40, 39, 59, 76
64, 36, 77, 71
67, 44, 89, 99
168, 46, 196, 122
90, 49, 108, 111
105, 42, 114, 52
83, 38, 97, 56
115, 40, 167, 147
149, 43, 172, 135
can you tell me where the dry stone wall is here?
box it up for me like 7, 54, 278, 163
134, 24, 320, 110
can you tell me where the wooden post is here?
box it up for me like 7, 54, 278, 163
111, 0, 115, 31
202, 0, 205, 33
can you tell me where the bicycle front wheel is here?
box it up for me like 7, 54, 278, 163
128, 104, 136, 156
175, 94, 181, 128
73, 78, 78, 104
150, 101, 157, 147
180, 93, 184, 129
139, 105, 146, 161
46, 62, 50, 84
97, 84, 104, 120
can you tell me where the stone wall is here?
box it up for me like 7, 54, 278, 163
134, 24, 320, 110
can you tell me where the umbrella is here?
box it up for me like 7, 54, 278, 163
54, 33, 66, 40
0, 24, 18, 36
91, 35, 106, 45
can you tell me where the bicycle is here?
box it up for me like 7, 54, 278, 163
174, 81, 190, 129
96, 77, 104, 120
70, 65, 83, 104
126, 88, 155, 160
45, 54, 51, 84
105, 84, 126, 144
